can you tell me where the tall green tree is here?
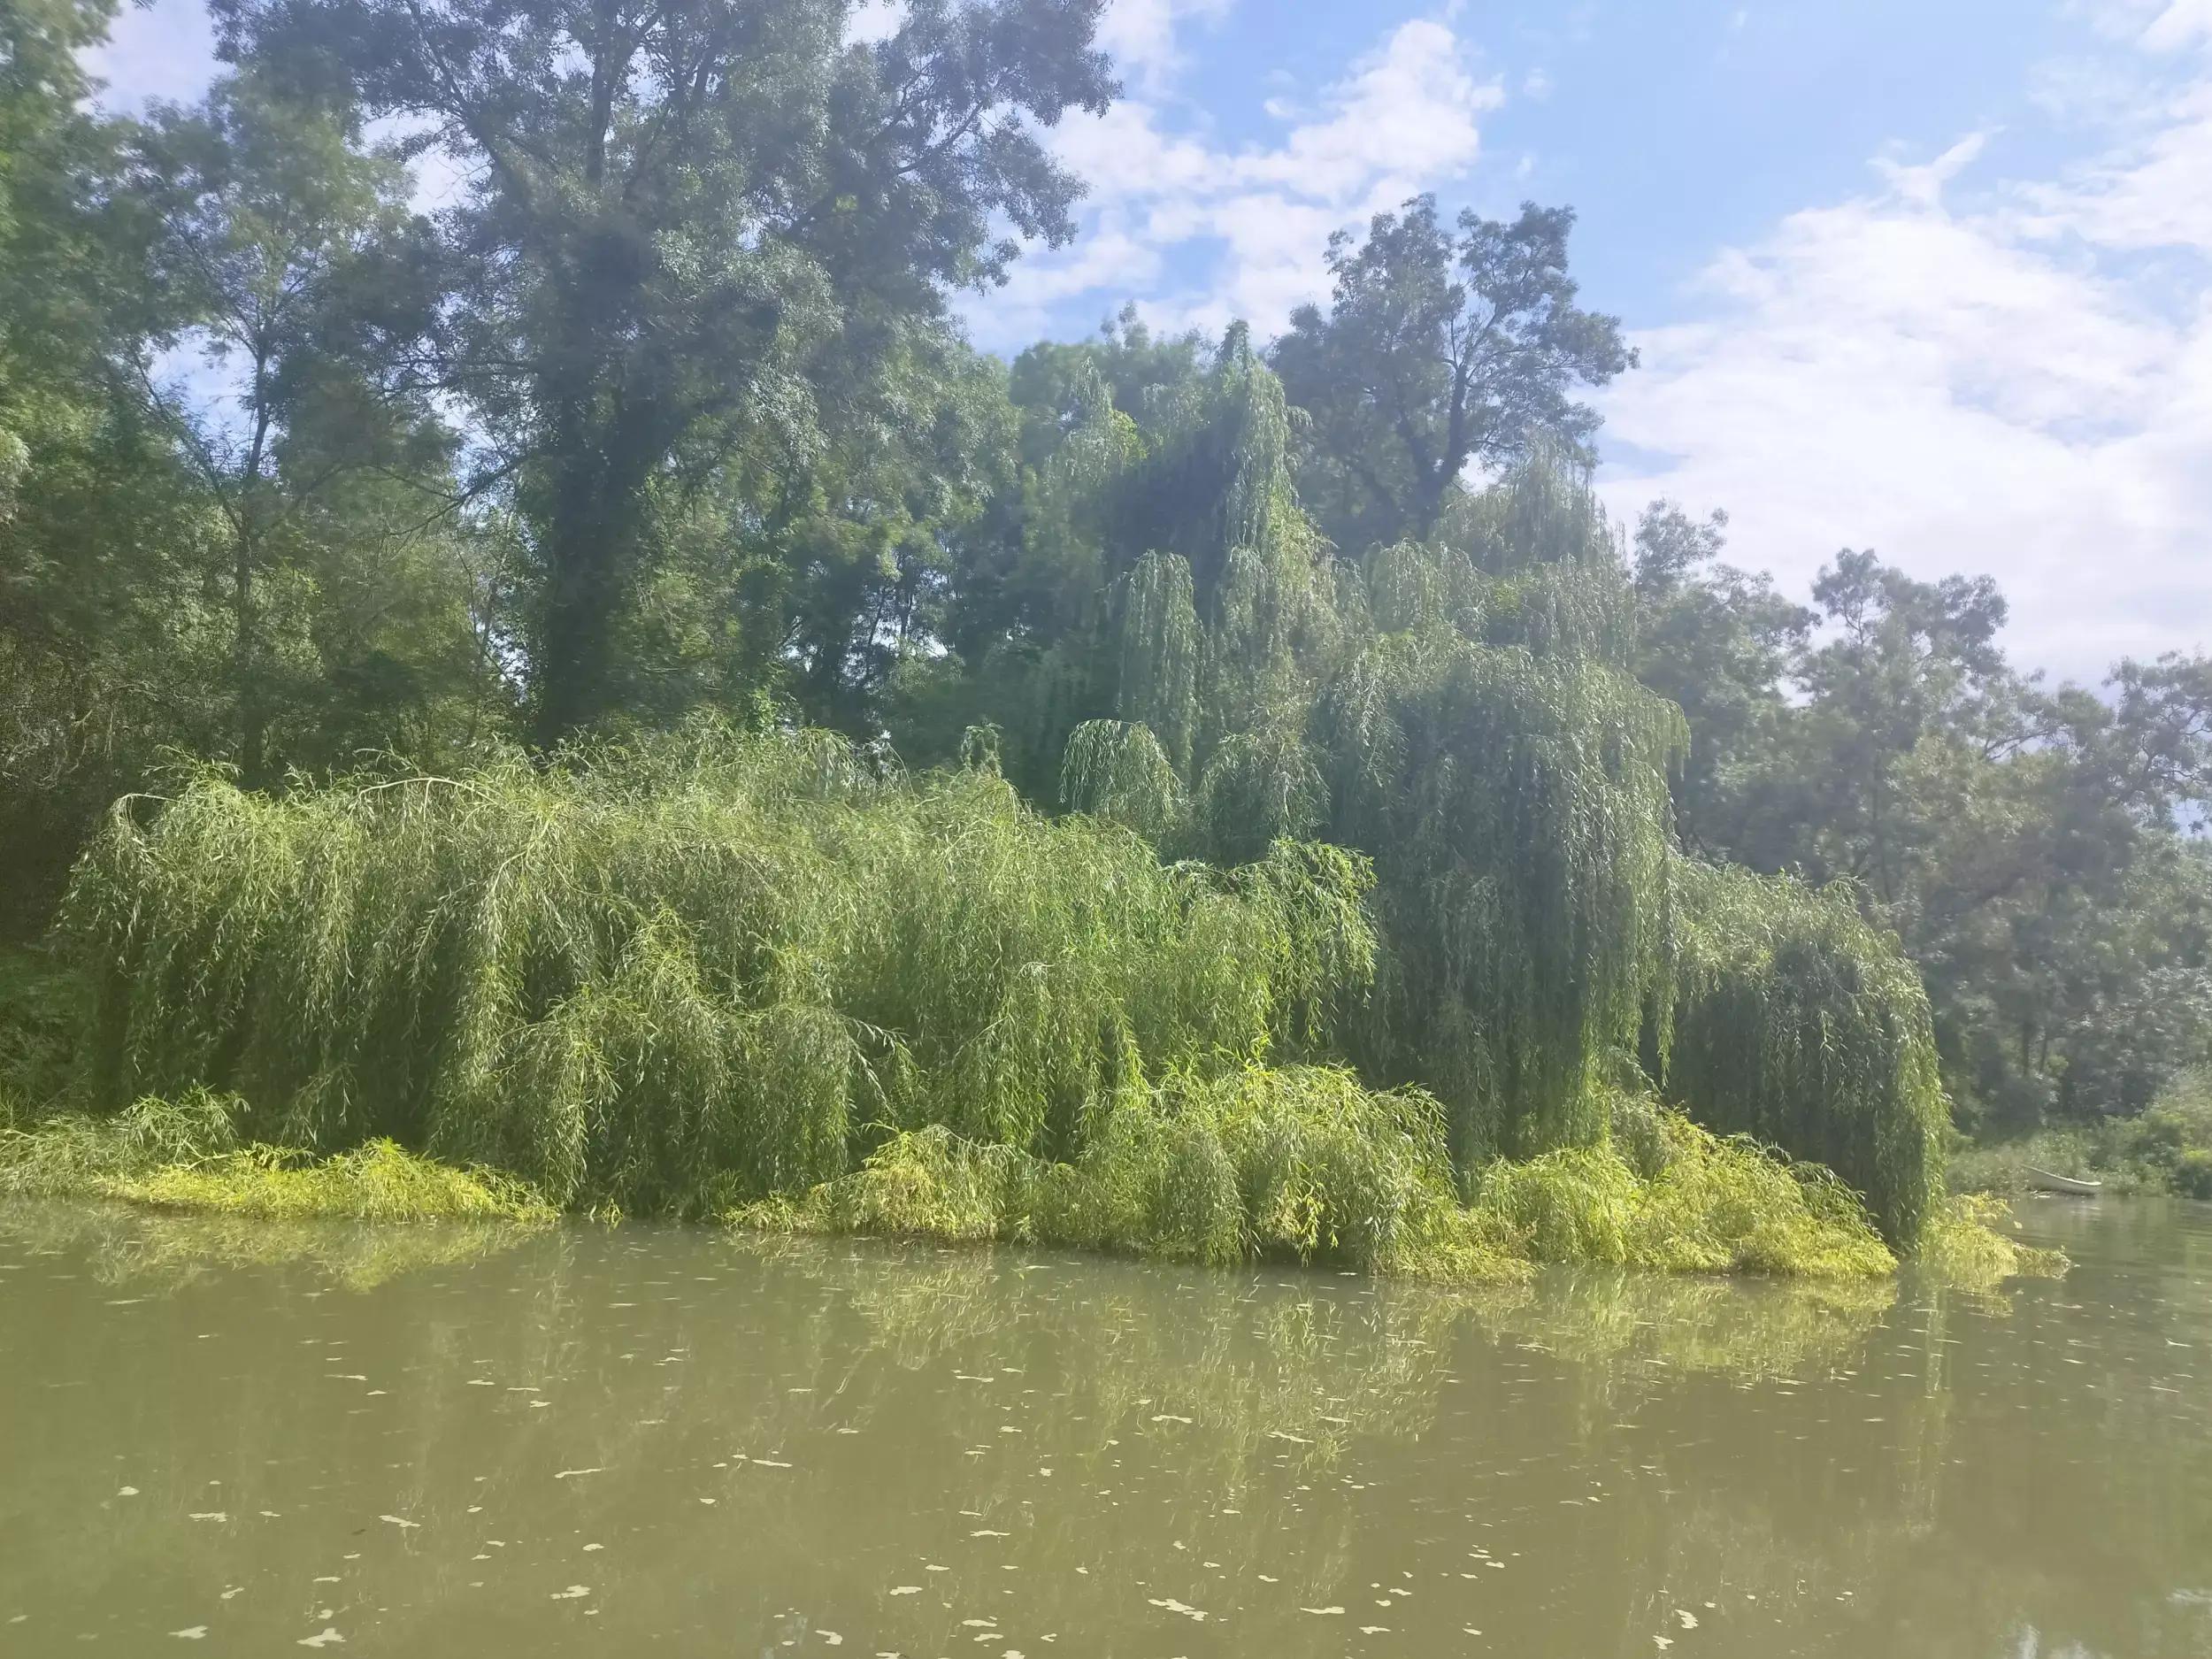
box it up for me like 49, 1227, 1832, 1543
134, 75, 449, 785
1628, 502, 1809, 857
1269, 195, 1633, 555
216, 0, 1117, 743
4, 33, 511, 929
0, 0, 142, 422
0, 0, 227, 932
609, 322, 1018, 734
1005, 303, 1206, 471
1628, 533, 2212, 1128
924, 306, 1206, 689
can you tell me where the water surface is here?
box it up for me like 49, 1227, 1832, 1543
2, 1198, 2207, 1655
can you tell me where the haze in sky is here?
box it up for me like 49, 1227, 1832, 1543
88, 0, 2212, 684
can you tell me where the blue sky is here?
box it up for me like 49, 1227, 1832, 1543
88, 0, 2212, 683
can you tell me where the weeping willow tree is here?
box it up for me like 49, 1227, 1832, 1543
1111, 553, 1200, 774
58, 729, 1374, 1217
1058, 718, 1181, 840
1659, 859, 1947, 1246
1003, 351, 1691, 1171
1312, 475, 1947, 1243
1001, 326, 1345, 824
1312, 474, 1686, 1164
949, 336, 1949, 1243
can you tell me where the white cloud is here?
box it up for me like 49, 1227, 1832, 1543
986, 15, 1502, 347
1870, 130, 1990, 210
1228, 19, 1497, 200
2145, 0, 2212, 50
2014, 77, 2212, 252
1094, 0, 1234, 91
1598, 35, 2212, 685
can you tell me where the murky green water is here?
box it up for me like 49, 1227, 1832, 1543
1, 1199, 2207, 1657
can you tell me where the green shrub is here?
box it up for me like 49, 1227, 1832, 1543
0, 1088, 242, 1196
738, 1066, 1523, 1279
739, 1082, 1909, 1283
1920, 1194, 2069, 1287
111, 1141, 553, 1222
2173, 1148, 2212, 1201
1949, 1076, 2212, 1198
0, 1093, 548, 1221
0, 943, 87, 1110
1469, 1104, 1898, 1278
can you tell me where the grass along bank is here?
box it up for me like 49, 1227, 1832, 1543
738, 1079, 1903, 1280
0, 1091, 552, 1222
1950, 1076, 2212, 1199
0, 1082, 2051, 1283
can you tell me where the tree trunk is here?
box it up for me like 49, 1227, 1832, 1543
235, 374, 273, 791
235, 525, 267, 789
529, 421, 657, 749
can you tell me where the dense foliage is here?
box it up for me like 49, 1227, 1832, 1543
4, 724, 1909, 1275
1664, 863, 1946, 1244
748, 1079, 1902, 1281
61, 734, 1369, 1213
0, 1087, 553, 1218
1949, 1070, 2212, 1199
1633, 516, 2212, 1132
3, 0, 2196, 1276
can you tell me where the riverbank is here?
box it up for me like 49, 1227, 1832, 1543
1, 1085, 2058, 1286
0, 1091, 551, 1223
1949, 1082, 2212, 1199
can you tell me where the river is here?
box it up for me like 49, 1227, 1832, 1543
1, 1196, 2206, 1656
